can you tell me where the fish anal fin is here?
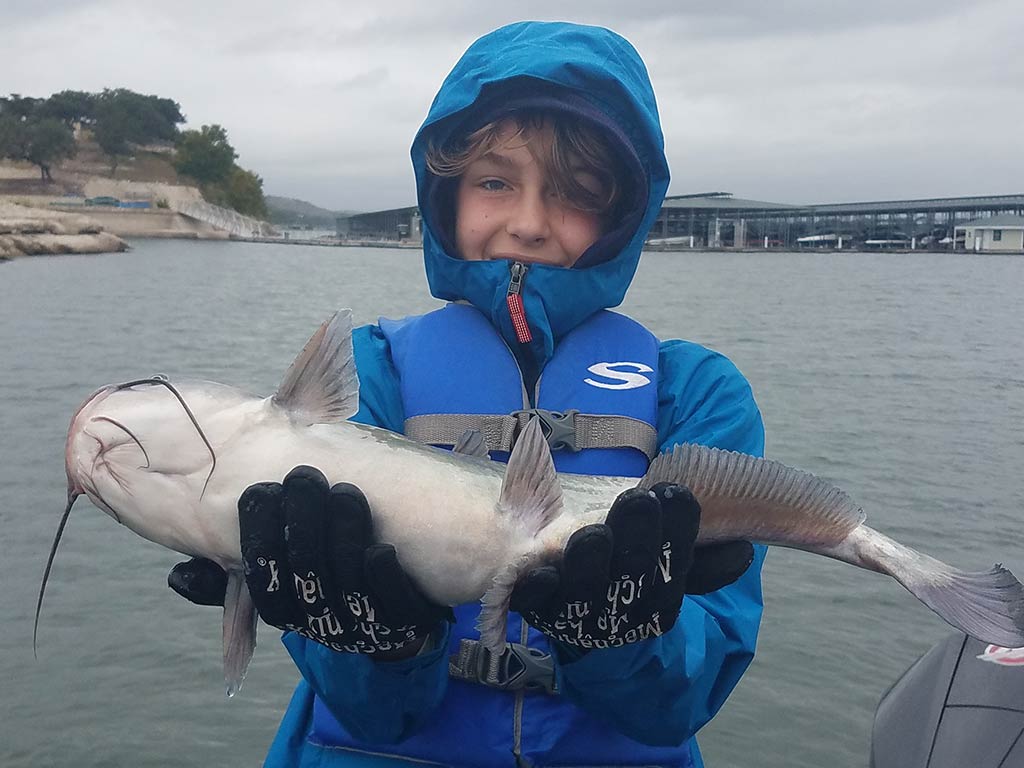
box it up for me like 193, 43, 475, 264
498, 417, 562, 537
273, 310, 359, 425
223, 569, 258, 698
478, 555, 532, 653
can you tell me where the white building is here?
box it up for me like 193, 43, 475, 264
954, 214, 1024, 253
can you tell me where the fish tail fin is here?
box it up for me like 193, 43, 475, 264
478, 555, 534, 653
903, 562, 1024, 648
849, 526, 1024, 647
222, 569, 258, 697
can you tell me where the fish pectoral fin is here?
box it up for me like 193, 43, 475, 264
272, 310, 360, 425
453, 429, 491, 460
498, 417, 563, 536
222, 569, 258, 698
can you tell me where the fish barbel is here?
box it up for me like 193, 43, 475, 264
38, 310, 1024, 695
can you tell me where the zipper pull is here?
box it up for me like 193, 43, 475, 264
506, 262, 533, 343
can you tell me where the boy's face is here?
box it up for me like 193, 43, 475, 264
454, 121, 604, 268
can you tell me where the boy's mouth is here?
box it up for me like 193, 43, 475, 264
486, 252, 576, 268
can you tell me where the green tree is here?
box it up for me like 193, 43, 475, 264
0, 115, 29, 159
174, 124, 237, 184
25, 118, 76, 180
99, 89, 182, 144
0, 94, 42, 119
39, 90, 97, 126
90, 89, 184, 171
92, 99, 133, 175
220, 167, 268, 218
0, 114, 75, 181
150, 96, 185, 137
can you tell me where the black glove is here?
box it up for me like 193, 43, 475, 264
170, 466, 449, 657
509, 483, 753, 651
168, 557, 228, 606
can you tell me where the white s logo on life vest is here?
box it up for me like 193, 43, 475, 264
584, 362, 654, 390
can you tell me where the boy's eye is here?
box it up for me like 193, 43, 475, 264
479, 179, 508, 192
573, 170, 605, 198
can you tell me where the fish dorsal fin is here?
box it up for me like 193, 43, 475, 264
497, 417, 562, 536
453, 429, 490, 460
273, 310, 359, 424
480, 419, 562, 651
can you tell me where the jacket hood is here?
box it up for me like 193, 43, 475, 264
411, 21, 670, 365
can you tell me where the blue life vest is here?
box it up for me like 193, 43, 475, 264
309, 304, 696, 767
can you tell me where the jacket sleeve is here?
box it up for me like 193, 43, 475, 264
277, 323, 452, 744
554, 339, 767, 746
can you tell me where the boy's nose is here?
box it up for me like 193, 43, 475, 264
505, 191, 551, 244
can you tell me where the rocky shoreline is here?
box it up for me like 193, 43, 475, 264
0, 201, 128, 260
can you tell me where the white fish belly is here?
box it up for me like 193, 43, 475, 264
202, 422, 528, 606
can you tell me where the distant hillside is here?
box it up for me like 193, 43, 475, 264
265, 195, 358, 227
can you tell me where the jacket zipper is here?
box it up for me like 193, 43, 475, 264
506, 261, 533, 344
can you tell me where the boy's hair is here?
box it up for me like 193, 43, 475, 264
425, 110, 629, 221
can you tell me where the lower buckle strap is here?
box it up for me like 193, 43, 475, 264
448, 639, 559, 695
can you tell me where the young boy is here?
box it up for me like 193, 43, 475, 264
172, 21, 766, 767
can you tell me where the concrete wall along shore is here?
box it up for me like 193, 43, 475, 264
52, 205, 230, 240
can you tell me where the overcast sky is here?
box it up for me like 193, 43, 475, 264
5, 0, 1022, 211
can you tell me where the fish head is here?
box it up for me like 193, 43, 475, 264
65, 377, 262, 554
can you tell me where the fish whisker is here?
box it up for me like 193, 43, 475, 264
34, 492, 80, 659
83, 475, 123, 524
114, 377, 217, 499
93, 416, 151, 469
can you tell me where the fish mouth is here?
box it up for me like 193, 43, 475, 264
65, 385, 116, 499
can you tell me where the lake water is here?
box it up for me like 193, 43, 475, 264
2, 239, 1022, 767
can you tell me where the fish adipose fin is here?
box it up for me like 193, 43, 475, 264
222, 569, 258, 697
273, 310, 360, 425
639, 443, 867, 546
478, 418, 563, 651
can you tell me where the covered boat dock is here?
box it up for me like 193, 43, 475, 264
648, 193, 1024, 249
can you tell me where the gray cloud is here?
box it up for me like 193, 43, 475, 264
4, 0, 1021, 211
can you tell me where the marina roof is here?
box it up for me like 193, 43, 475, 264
660, 193, 1024, 216
804, 194, 1024, 215
956, 214, 1024, 229
662, 194, 797, 211
337, 205, 418, 221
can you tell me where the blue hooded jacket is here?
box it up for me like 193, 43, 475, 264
412, 21, 670, 369
266, 21, 766, 768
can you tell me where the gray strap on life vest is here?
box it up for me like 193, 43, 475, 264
404, 408, 658, 459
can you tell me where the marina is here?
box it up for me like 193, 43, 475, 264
332, 193, 1024, 253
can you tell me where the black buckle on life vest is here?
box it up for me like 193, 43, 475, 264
448, 639, 559, 695
515, 408, 580, 452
